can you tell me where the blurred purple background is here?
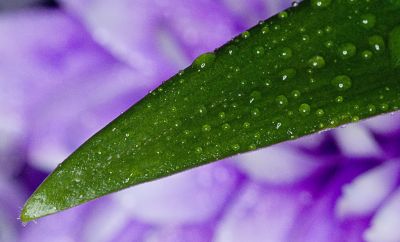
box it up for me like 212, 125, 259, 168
1, 0, 400, 241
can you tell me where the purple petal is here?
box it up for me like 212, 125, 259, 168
114, 163, 240, 224
334, 124, 381, 158
364, 188, 400, 242
233, 145, 324, 184
335, 161, 400, 219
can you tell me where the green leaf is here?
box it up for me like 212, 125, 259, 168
21, 0, 400, 222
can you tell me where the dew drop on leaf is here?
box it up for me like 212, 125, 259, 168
338, 43, 357, 59
369, 35, 386, 53
331, 75, 352, 91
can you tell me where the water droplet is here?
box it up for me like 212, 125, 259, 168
198, 105, 207, 115
338, 43, 357, 59
276, 95, 289, 108
325, 40, 334, 48
241, 31, 250, 39
193, 52, 216, 69
243, 122, 251, 129
279, 47, 293, 59
291, 90, 301, 98
361, 14, 376, 29
361, 50, 373, 60
292, 1, 300, 7
280, 68, 297, 81
222, 123, 231, 130
380, 103, 389, 111
254, 46, 265, 56
316, 109, 325, 116
231, 144, 240, 151
331, 75, 352, 91
308, 55, 326, 69
219, 112, 226, 119
202, 124, 211, 132
311, 0, 332, 8
299, 103, 311, 115
335, 96, 344, 103
251, 108, 260, 117
249, 144, 257, 150
369, 35, 386, 53
261, 26, 270, 34
278, 11, 288, 19
195, 147, 203, 154
367, 104, 376, 113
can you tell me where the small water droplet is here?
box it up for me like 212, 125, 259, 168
222, 123, 231, 130
276, 95, 289, 108
243, 122, 251, 129
231, 144, 240, 151
279, 47, 293, 59
202, 124, 211, 132
361, 14, 376, 29
335, 96, 344, 103
280, 68, 296, 81
369, 35, 386, 53
195, 147, 203, 154
292, 1, 300, 7
308, 55, 326, 69
254, 46, 265, 56
193, 52, 216, 69
316, 109, 325, 116
311, 0, 332, 8
241, 31, 250, 39
338, 43, 357, 59
291, 90, 301, 98
361, 50, 373, 60
219, 112, 226, 119
332, 75, 352, 91
299, 103, 311, 115
367, 104, 376, 113
251, 108, 260, 117
278, 11, 288, 19
261, 26, 270, 34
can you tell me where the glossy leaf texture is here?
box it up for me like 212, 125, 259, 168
21, 0, 400, 222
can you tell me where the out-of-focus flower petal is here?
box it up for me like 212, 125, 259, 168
234, 145, 323, 184
143, 224, 213, 242
214, 182, 308, 242
0, 9, 153, 171
114, 163, 240, 224
334, 124, 381, 158
363, 113, 400, 135
60, 0, 238, 77
335, 161, 400, 219
364, 188, 400, 242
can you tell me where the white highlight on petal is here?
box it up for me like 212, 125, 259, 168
234, 145, 321, 184
364, 187, 400, 242
335, 161, 400, 219
334, 124, 381, 157
363, 112, 400, 135
214, 183, 304, 242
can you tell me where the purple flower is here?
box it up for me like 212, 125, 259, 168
1, 0, 400, 241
